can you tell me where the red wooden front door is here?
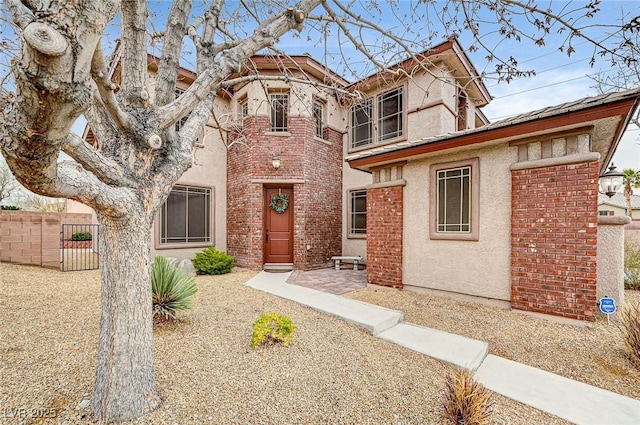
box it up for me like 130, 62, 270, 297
264, 187, 294, 264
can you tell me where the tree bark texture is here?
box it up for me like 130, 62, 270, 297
92, 211, 161, 423
0, 1, 322, 423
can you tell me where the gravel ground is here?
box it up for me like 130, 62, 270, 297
0, 263, 572, 425
347, 285, 640, 401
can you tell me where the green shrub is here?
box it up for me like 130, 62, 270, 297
620, 302, 640, 367
151, 255, 197, 321
192, 247, 234, 275
71, 231, 92, 241
0, 205, 20, 210
442, 368, 494, 425
250, 312, 296, 349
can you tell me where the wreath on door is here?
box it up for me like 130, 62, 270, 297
269, 194, 289, 213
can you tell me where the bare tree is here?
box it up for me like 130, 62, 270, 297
0, 161, 18, 205
590, 28, 640, 126
0, 0, 638, 422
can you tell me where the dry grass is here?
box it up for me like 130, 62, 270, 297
442, 369, 494, 425
347, 286, 640, 400
0, 263, 570, 424
620, 301, 640, 367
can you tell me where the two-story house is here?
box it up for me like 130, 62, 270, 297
76, 37, 639, 323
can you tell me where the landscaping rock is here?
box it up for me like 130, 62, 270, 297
166, 257, 197, 277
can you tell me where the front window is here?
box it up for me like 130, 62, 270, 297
349, 189, 367, 236
378, 88, 403, 141
437, 167, 471, 233
430, 158, 479, 240
270, 93, 289, 132
351, 100, 373, 148
313, 101, 324, 138
160, 185, 211, 245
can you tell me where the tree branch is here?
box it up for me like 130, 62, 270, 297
4, 0, 33, 29
157, 0, 323, 130
120, 0, 150, 107
62, 133, 136, 188
91, 40, 131, 131
155, 0, 192, 106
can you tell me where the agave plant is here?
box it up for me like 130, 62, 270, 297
151, 255, 197, 321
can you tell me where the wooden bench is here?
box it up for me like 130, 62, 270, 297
331, 256, 363, 271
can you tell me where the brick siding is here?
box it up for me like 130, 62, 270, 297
511, 161, 599, 321
0, 211, 92, 269
227, 115, 342, 270
366, 185, 403, 287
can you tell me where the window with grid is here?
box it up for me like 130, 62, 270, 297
160, 185, 211, 245
378, 87, 403, 142
436, 166, 471, 233
270, 93, 289, 132
313, 101, 324, 138
238, 97, 248, 122
351, 99, 373, 148
349, 190, 367, 235
599, 210, 614, 216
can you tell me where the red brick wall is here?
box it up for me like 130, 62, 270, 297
0, 211, 92, 269
511, 161, 599, 321
227, 115, 342, 270
367, 185, 403, 287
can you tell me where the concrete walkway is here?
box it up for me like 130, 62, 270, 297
245, 271, 640, 424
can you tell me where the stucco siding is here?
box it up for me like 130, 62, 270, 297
403, 143, 515, 301
151, 124, 228, 262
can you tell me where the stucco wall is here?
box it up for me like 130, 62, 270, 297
597, 216, 628, 308
403, 143, 515, 301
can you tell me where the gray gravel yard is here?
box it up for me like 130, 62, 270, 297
0, 263, 585, 424
347, 285, 640, 401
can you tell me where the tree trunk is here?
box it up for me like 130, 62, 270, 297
92, 210, 161, 423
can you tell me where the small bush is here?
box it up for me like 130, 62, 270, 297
192, 247, 234, 275
442, 368, 494, 425
151, 255, 197, 321
71, 231, 92, 241
250, 312, 296, 349
624, 238, 640, 290
0, 205, 20, 210
620, 302, 640, 367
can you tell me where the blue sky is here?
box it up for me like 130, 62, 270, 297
8, 0, 640, 171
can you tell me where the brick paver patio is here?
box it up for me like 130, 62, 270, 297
286, 268, 367, 294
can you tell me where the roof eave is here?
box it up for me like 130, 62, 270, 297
347, 96, 639, 171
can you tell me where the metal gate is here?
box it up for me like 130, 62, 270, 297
61, 224, 100, 272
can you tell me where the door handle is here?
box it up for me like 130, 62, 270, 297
265, 229, 269, 241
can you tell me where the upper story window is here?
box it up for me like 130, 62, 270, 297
270, 93, 289, 132
457, 90, 468, 131
238, 96, 248, 123
351, 87, 404, 149
378, 88, 403, 141
313, 101, 324, 138
351, 99, 373, 148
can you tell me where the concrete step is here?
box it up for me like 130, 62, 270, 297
245, 271, 403, 335
377, 322, 489, 371
475, 354, 640, 425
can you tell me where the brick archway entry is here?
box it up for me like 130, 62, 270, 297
264, 187, 294, 264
